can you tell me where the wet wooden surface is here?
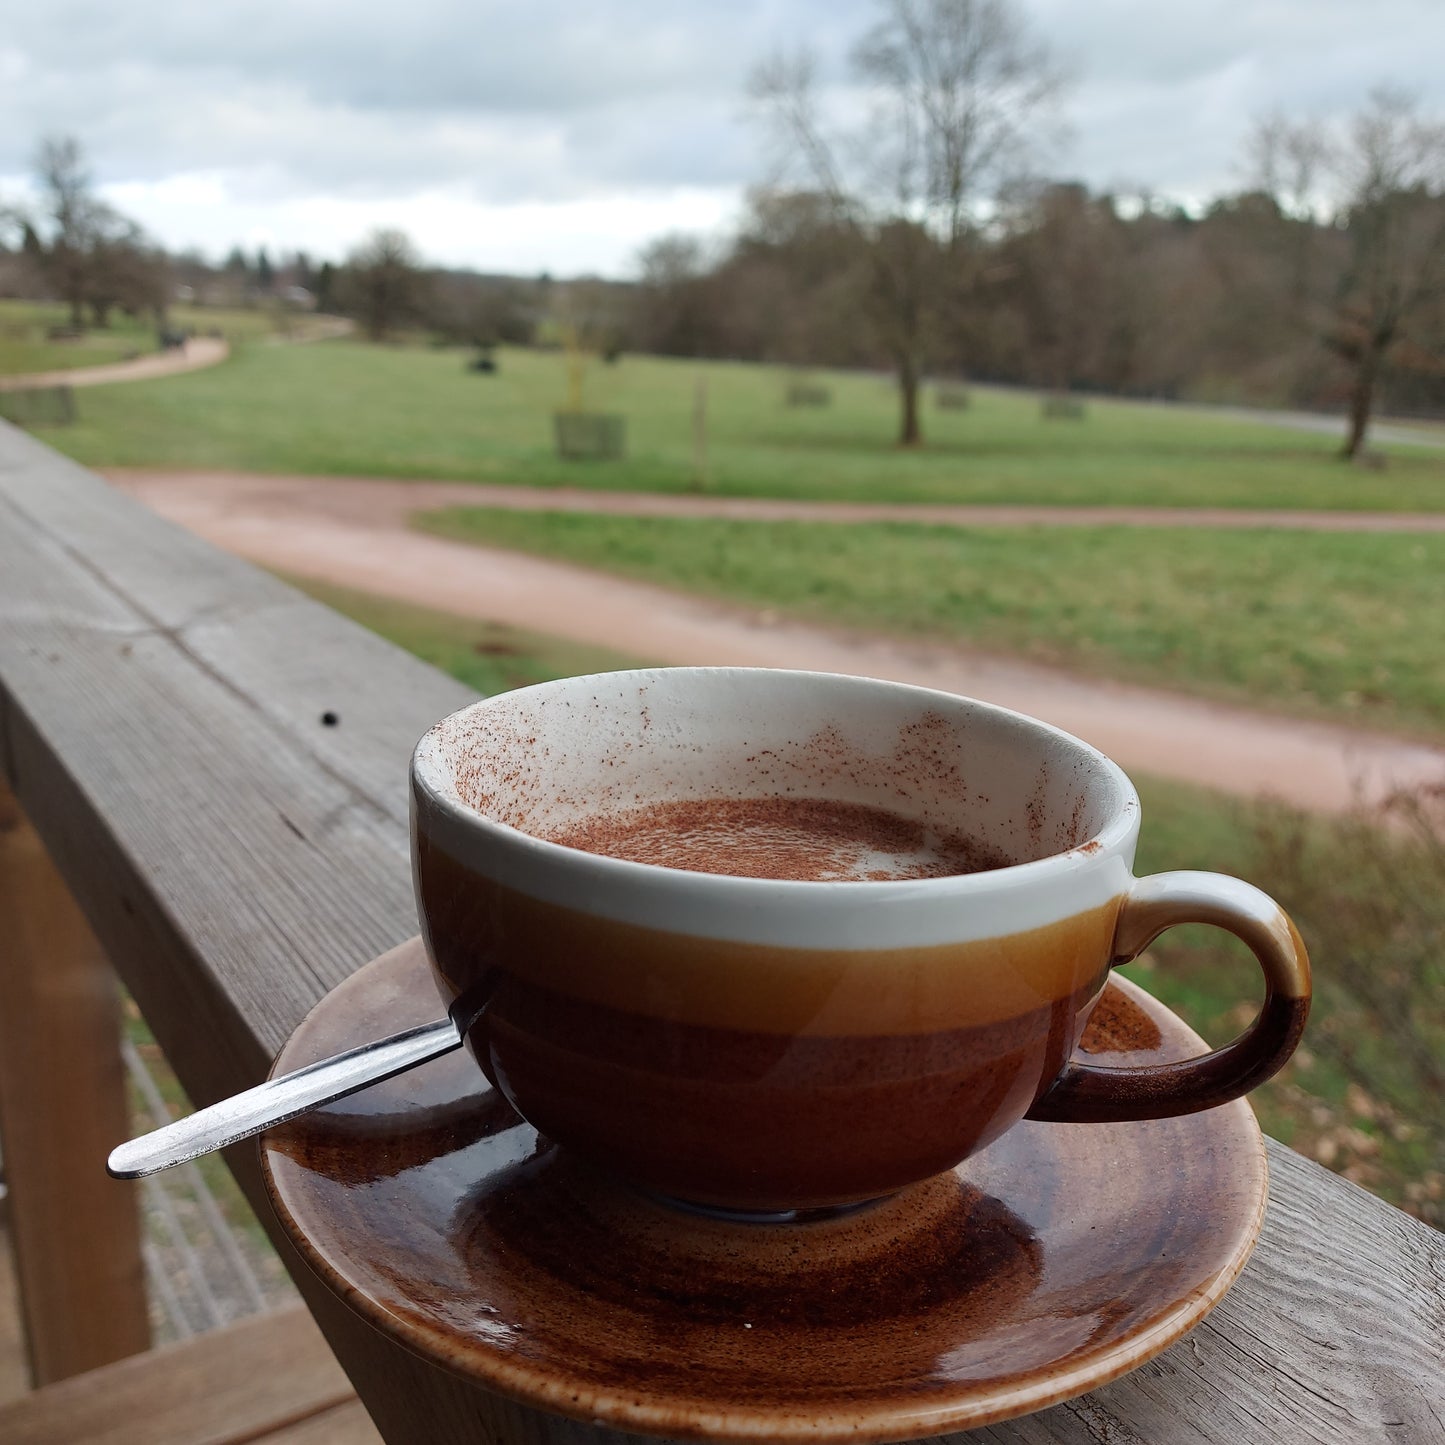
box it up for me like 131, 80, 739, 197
0, 1302, 380, 1444
1, 421, 1442, 1442
0, 782, 149, 1383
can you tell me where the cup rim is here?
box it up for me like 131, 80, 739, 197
411, 667, 1141, 897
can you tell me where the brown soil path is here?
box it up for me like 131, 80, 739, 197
0, 335, 229, 391
0, 316, 353, 393
109, 469, 1445, 814
103, 468, 1445, 531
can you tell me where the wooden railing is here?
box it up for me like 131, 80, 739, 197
0, 420, 1441, 1443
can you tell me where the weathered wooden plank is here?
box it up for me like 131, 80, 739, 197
260, 1399, 383, 1444
0, 430, 474, 809
0, 1224, 30, 1407
0, 478, 461, 1106
0, 1302, 361, 1445
0, 429, 519, 1441
964, 1142, 1445, 1443
0, 421, 1441, 1443
0, 781, 149, 1383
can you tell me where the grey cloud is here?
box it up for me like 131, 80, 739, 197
0, 60, 752, 205
6, 0, 860, 118
1032, 0, 1444, 91
1, 0, 855, 206
3, 0, 1445, 241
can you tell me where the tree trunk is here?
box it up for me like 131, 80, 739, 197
897, 353, 922, 447
1340, 346, 1380, 461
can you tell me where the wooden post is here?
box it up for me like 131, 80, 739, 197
691, 374, 709, 493
0, 780, 150, 1384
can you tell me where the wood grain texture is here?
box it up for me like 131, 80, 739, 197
261, 1398, 384, 1444
0, 1302, 363, 1445
0, 781, 149, 1384
0, 420, 1441, 1443
0, 1224, 30, 1407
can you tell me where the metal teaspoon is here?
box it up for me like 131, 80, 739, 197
106, 1017, 462, 1179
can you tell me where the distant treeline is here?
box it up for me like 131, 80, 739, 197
627, 182, 1445, 420
5, 139, 1440, 426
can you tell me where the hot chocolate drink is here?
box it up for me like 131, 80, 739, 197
543, 797, 1011, 881
412, 667, 1311, 1212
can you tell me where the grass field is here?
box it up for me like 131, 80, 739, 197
37, 337, 1445, 510
285, 575, 1444, 1225
0, 298, 298, 376
415, 508, 1445, 737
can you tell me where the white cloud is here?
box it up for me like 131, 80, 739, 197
2, 0, 1443, 275
91, 173, 743, 276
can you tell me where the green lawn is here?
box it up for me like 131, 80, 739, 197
36, 337, 1445, 510
414, 508, 1445, 738
0, 298, 299, 376
287, 576, 1444, 1225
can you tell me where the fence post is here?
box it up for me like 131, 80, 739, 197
0, 780, 150, 1383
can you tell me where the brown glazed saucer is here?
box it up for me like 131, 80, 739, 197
261, 938, 1267, 1443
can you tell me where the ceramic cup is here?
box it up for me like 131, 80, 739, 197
411, 668, 1310, 1215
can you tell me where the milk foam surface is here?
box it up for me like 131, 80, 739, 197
544, 796, 1010, 882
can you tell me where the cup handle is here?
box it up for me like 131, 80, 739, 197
1027, 871, 1311, 1124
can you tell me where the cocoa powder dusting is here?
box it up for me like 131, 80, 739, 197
542, 796, 1010, 882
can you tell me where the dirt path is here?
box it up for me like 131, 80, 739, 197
101, 469, 1445, 532
110, 469, 1445, 814
0, 317, 354, 394
0, 336, 230, 392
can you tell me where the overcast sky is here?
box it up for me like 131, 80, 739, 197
3, 0, 1443, 277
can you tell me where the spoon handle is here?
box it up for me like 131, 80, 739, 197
107, 1018, 463, 1178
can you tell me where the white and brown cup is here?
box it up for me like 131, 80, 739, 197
411, 668, 1309, 1215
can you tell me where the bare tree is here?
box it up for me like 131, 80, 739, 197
26, 136, 169, 328
750, 0, 1066, 446
1252, 91, 1445, 461
632, 235, 710, 355
0, 199, 24, 250
340, 228, 426, 341
1249, 113, 1331, 223
1248, 111, 1333, 312
94, 225, 171, 327
998, 181, 1120, 395
1331, 91, 1445, 459
35, 136, 94, 326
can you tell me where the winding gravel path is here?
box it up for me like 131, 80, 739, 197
0, 336, 230, 391
0, 316, 354, 393
104, 468, 1445, 532
108, 468, 1445, 814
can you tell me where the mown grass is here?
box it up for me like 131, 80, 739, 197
0, 298, 293, 376
37, 337, 1445, 510
289, 580, 1443, 1225
414, 508, 1445, 738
